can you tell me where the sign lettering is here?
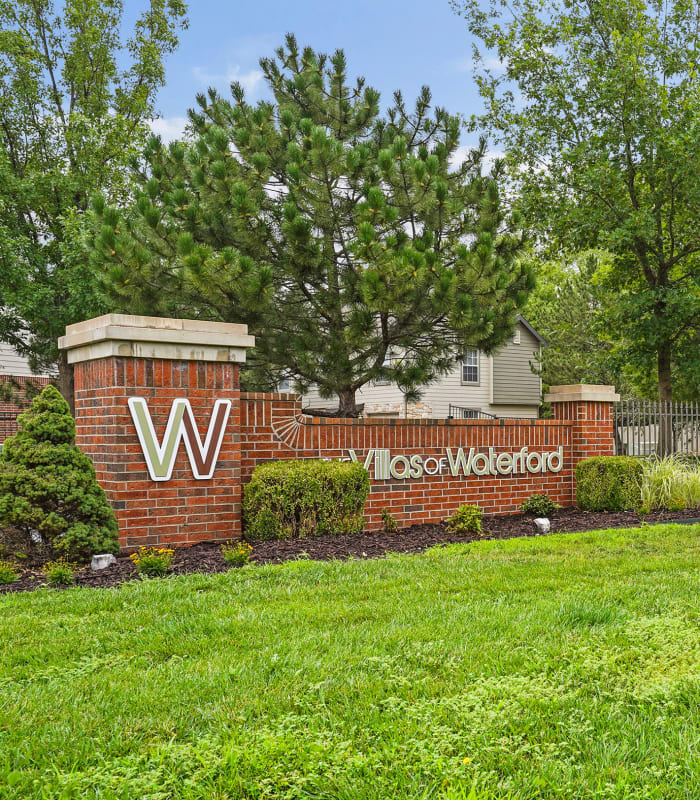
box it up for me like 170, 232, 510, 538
347, 446, 563, 480
128, 398, 231, 481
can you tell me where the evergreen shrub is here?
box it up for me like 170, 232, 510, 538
576, 456, 644, 511
0, 386, 119, 559
243, 460, 370, 540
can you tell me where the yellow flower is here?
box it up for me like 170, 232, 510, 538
462, 757, 471, 765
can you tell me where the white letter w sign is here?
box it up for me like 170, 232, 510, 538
128, 398, 231, 482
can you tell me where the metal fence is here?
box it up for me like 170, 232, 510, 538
447, 405, 498, 420
614, 399, 700, 456
0, 412, 19, 444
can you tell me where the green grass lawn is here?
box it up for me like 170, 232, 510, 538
1, 525, 699, 800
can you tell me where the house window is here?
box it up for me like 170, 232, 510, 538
513, 328, 521, 344
376, 349, 395, 386
461, 349, 479, 384
278, 377, 291, 391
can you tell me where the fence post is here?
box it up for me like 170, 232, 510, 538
59, 314, 255, 549
545, 384, 619, 481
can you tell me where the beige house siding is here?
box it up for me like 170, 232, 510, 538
303, 380, 405, 413
489, 403, 539, 418
414, 350, 491, 418
300, 319, 543, 419
492, 325, 541, 406
0, 342, 39, 378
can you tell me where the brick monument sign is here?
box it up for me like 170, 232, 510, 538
60, 315, 619, 548
59, 314, 255, 548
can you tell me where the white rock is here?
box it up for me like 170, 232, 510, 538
30, 529, 43, 545
91, 554, 117, 571
534, 518, 550, 534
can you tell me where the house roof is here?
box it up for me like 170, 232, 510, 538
517, 315, 547, 345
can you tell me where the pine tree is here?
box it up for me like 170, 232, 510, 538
91, 35, 534, 416
0, 386, 119, 559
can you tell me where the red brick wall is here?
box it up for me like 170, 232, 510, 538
74, 357, 241, 548
549, 399, 615, 469
0, 376, 52, 442
240, 393, 579, 531
69, 365, 616, 546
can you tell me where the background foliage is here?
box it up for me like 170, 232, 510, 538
0, 0, 187, 406
456, 0, 700, 408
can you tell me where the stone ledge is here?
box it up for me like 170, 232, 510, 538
60, 314, 255, 364
64, 313, 249, 337
544, 384, 620, 403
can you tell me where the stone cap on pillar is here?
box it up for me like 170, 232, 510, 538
544, 384, 620, 403
59, 314, 255, 364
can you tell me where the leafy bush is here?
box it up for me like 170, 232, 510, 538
0, 559, 19, 584
130, 546, 174, 576
0, 387, 119, 560
222, 539, 253, 566
445, 504, 483, 536
42, 559, 76, 586
520, 494, 560, 517
640, 456, 700, 511
243, 460, 370, 540
576, 456, 644, 511
381, 509, 398, 534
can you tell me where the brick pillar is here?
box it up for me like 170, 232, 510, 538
59, 314, 254, 549
545, 384, 619, 475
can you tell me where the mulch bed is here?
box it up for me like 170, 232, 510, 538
2, 507, 699, 595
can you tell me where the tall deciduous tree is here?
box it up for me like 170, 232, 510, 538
456, 0, 700, 449
0, 0, 187, 408
90, 36, 534, 416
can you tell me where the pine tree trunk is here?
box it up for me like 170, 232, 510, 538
57, 351, 75, 417
337, 388, 358, 418
657, 342, 673, 457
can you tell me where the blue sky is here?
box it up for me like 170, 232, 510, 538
142, 0, 488, 149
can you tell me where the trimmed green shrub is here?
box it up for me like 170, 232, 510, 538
0, 386, 119, 560
243, 460, 370, 540
576, 456, 644, 511
520, 493, 560, 517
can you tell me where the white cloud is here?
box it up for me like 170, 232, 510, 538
450, 145, 471, 168
452, 54, 507, 74
193, 65, 264, 99
450, 146, 507, 174
483, 149, 507, 173
482, 55, 508, 73
148, 116, 189, 142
